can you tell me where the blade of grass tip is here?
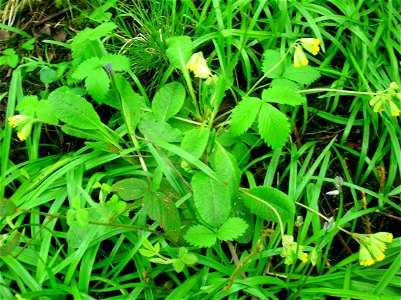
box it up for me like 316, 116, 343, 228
263, 147, 284, 187
373, 248, 401, 294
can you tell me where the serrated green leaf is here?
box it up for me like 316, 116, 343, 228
152, 82, 186, 121
258, 103, 290, 149
49, 89, 102, 129
111, 178, 148, 200
16, 95, 38, 116
72, 57, 101, 80
35, 100, 58, 125
166, 36, 193, 69
181, 127, 210, 158
262, 86, 306, 106
270, 78, 300, 91
143, 191, 181, 243
283, 65, 321, 85
262, 49, 282, 78
233, 198, 254, 244
184, 225, 217, 247
191, 172, 231, 227
85, 68, 110, 103
241, 186, 295, 224
217, 217, 248, 241
40, 67, 58, 84
230, 97, 262, 136
101, 54, 130, 72
139, 116, 183, 143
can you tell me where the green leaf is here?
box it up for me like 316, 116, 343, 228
217, 217, 248, 241
85, 68, 110, 103
143, 191, 181, 243
101, 54, 130, 72
241, 186, 295, 224
35, 100, 59, 124
166, 36, 193, 69
72, 57, 101, 80
76, 209, 89, 227
262, 86, 306, 106
111, 178, 149, 200
67, 222, 99, 248
139, 249, 155, 257
233, 198, 254, 244
2, 48, 18, 68
191, 172, 231, 227
270, 78, 300, 91
139, 116, 183, 143
184, 225, 217, 247
49, 89, 102, 129
61, 126, 104, 141
0, 198, 16, 217
152, 82, 186, 121
0, 232, 20, 256
181, 127, 210, 158
211, 142, 241, 200
283, 65, 321, 85
258, 103, 290, 149
261, 49, 283, 78
16, 95, 38, 116
172, 259, 186, 273
230, 97, 262, 136
40, 67, 58, 84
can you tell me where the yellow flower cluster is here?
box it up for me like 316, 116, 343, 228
186, 52, 213, 79
8, 115, 33, 141
369, 82, 401, 117
280, 234, 308, 265
293, 38, 320, 67
352, 232, 393, 266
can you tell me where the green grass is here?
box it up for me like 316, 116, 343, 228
1, 0, 401, 299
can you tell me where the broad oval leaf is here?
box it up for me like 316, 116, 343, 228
241, 186, 295, 224
184, 224, 217, 248
152, 82, 186, 121
181, 126, 210, 158
258, 103, 290, 149
111, 178, 148, 200
217, 217, 249, 241
166, 36, 193, 69
139, 116, 183, 143
191, 172, 231, 227
49, 89, 102, 130
230, 97, 262, 136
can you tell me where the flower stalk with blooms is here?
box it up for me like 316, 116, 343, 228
186, 52, 213, 79
369, 82, 401, 116
293, 38, 320, 68
352, 232, 393, 266
293, 45, 308, 68
300, 38, 320, 56
280, 234, 308, 265
8, 115, 34, 141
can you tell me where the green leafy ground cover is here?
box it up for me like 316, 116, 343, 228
1, 0, 401, 299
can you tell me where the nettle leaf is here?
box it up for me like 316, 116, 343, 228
100, 54, 130, 72
217, 217, 248, 241
258, 103, 290, 149
16, 95, 38, 116
242, 186, 295, 224
166, 36, 193, 69
211, 142, 241, 200
262, 86, 306, 106
72, 57, 102, 80
36, 100, 58, 125
49, 89, 102, 130
184, 224, 217, 247
191, 172, 231, 227
111, 178, 149, 200
139, 116, 183, 143
283, 65, 321, 85
143, 191, 181, 243
181, 127, 210, 158
85, 68, 110, 103
152, 82, 186, 121
230, 97, 262, 136
261, 49, 283, 78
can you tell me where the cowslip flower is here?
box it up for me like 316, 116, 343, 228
369, 94, 387, 112
388, 101, 401, 116
17, 123, 32, 141
352, 232, 393, 266
300, 38, 320, 56
186, 52, 213, 79
280, 235, 308, 265
8, 115, 31, 128
293, 45, 308, 68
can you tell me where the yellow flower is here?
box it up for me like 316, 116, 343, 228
300, 38, 320, 55
280, 235, 308, 265
8, 115, 31, 128
17, 123, 32, 141
359, 245, 375, 266
353, 232, 393, 266
388, 101, 401, 116
293, 45, 308, 68
186, 52, 213, 79
369, 95, 387, 112
374, 232, 393, 243
389, 82, 399, 90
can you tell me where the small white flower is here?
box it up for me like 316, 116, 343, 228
326, 190, 340, 196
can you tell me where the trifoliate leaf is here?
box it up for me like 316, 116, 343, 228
217, 217, 249, 241
283, 65, 321, 85
230, 97, 262, 136
184, 225, 217, 247
262, 49, 283, 78
258, 103, 290, 149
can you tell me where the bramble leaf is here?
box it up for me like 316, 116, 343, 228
184, 225, 217, 247
230, 97, 262, 136
262, 49, 283, 78
258, 103, 290, 149
100, 54, 130, 72
152, 82, 186, 121
262, 86, 306, 106
85, 68, 110, 103
242, 186, 295, 224
191, 172, 231, 227
283, 65, 321, 85
217, 217, 248, 241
